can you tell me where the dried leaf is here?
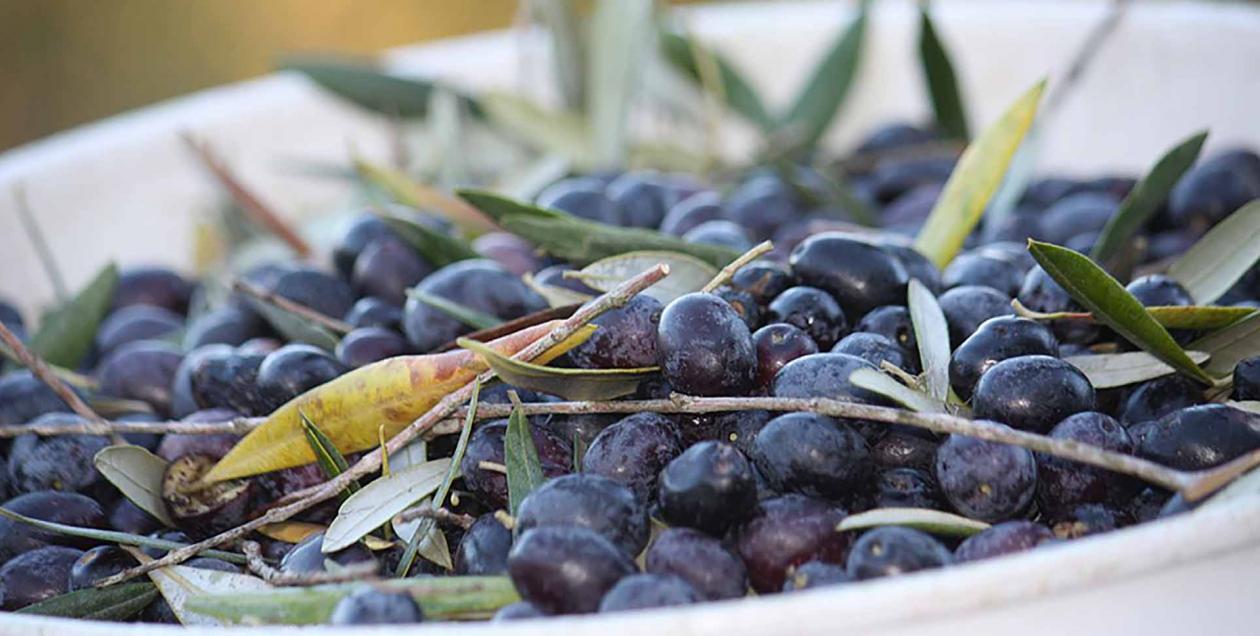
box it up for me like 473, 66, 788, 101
914, 81, 1045, 267
849, 368, 946, 414
777, 2, 867, 151
1091, 131, 1208, 263
1029, 240, 1214, 384
506, 404, 545, 517
322, 458, 451, 553
907, 278, 950, 402
185, 576, 518, 624
918, 4, 970, 140
93, 445, 176, 527
29, 262, 119, 368
1168, 199, 1260, 304
458, 189, 741, 267
16, 583, 157, 621
459, 337, 656, 401
1065, 350, 1211, 389
837, 507, 990, 537
579, 250, 717, 304
205, 320, 594, 482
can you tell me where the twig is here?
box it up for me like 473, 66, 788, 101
95, 263, 671, 588
241, 541, 377, 586
702, 241, 774, 293
232, 280, 353, 334
183, 134, 313, 258
393, 502, 476, 530
0, 415, 260, 438
477, 461, 508, 474
1042, 0, 1131, 118
13, 187, 68, 301
0, 322, 124, 445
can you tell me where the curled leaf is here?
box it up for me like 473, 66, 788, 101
1028, 240, 1214, 385
93, 445, 176, 527
459, 337, 656, 401
837, 507, 990, 537
914, 81, 1045, 267
205, 320, 594, 482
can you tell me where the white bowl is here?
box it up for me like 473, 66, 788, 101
2, 0, 1260, 634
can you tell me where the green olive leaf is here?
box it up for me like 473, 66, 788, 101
375, 214, 479, 268
578, 251, 717, 304
907, 278, 950, 402
1065, 350, 1211, 389
458, 337, 655, 401
322, 458, 451, 554
16, 583, 158, 621
848, 368, 946, 414
588, 0, 654, 167
837, 507, 990, 538
1028, 240, 1214, 385
247, 297, 340, 352
658, 30, 774, 131
914, 81, 1045, 268
531, 0, 586, 111
1091, 131, 1208, 263
506, 402, 545, 518
185, 576, 519, 624
299, 412, 359, 500
0, 507, 246, 564
777, 1, 867, 151
1168, 199, 1260, 304
93, 445, 176, 528
408, 289, 502, 331
918, 3, 970, 141
457, 189, 741, 267
1188, 310, 1260, 376
1144, 305, 1255, 331
29, 262, 119, 368
280, 56, 479, 118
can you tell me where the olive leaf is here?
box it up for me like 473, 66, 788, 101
205, 321, 592, 482
1144, 305, 1255, 330
185, 576, 519, 624
16, 583, 158, 621
321, 458, 451, 553
578, 251, 717, 304
1065, 350, 1211, 389
457, 189, 741, 267
376, 213, 479, 268
93, 445, 177, 527
588, 0, 654, 167
0, 507, 246, 564
848, 368, 946, 414
777, 1, 868, 151
914, 81, 1045, 268
918, 3, 970, 140
1090, 131, 1208, 263
408, 290, 502, 331
907, 279, 950, 402
459, 337, 656, 401
355, 159, 498, 236
299, 412, 360, 499
837, 507, 990, 537
395, 381, 482, 576
29, 262, 119, 369
281, 56, 479, 119
479, 91, 597, 167
1226, 400, 1260, 415
506, 403, 545, 517
1028, 240, 1214, 384
1189, 310, 1260, 376
129, 548, 270, 627
247, 297, 340, 352
531, 0, 586, 111
1168, 199, 1260, 304
658, 30, 774, 131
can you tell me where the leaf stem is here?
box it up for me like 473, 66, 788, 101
93, 263, 671, 588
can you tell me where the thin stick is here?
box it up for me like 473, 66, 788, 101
95, 263, 671, 588
13, 187, 68, 301
702, 241, 774, 293
232, 280, 353, 334
0, 416, 259, 438
393, 503, 476, 530
242, 541, 377, 586
0, 322, 124, 445
183, 134, 312, 258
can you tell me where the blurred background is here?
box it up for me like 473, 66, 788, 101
0, 1, 526, 150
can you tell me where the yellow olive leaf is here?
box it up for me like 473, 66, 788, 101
205, 321, 594, 482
